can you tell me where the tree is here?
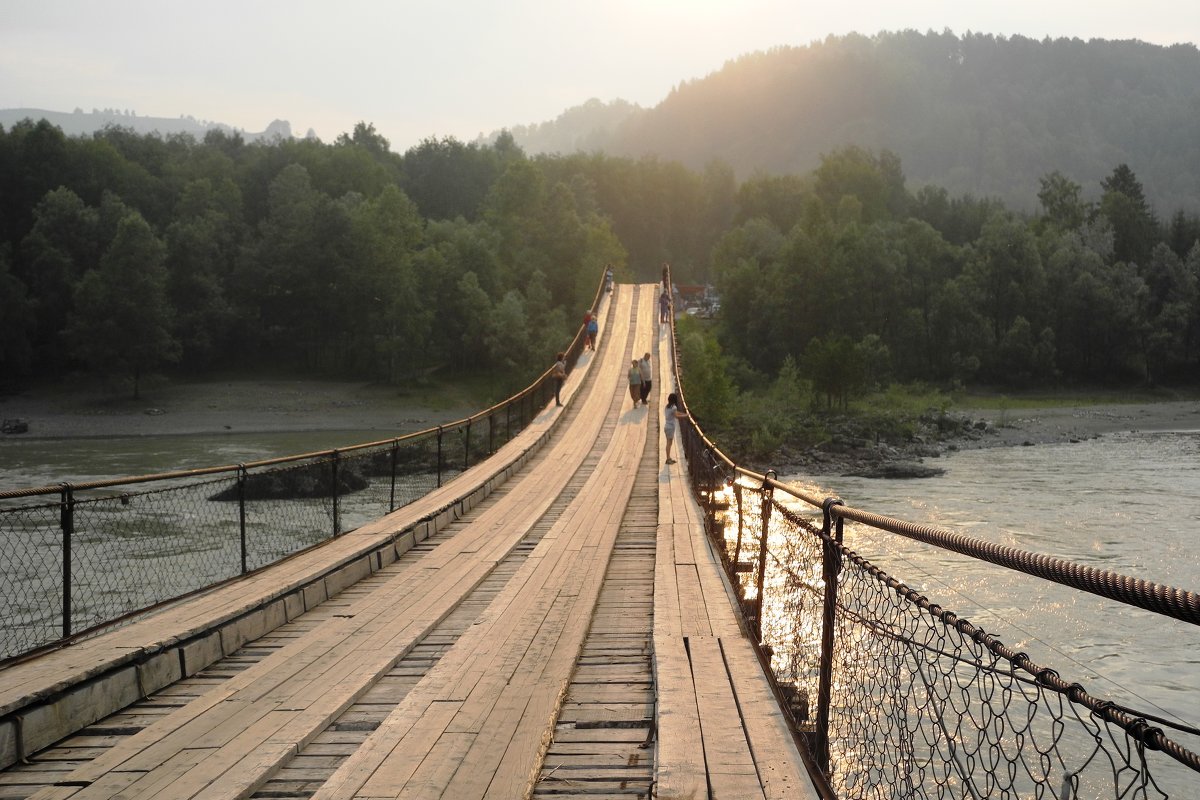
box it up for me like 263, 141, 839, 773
0, 247, 34, 376
64, 213, 179, 397
19, 187, 101, 362
485, 290, 533, 391
801, 334, 863, 411
450, 270, 493, 371
350, 185, 428, 382
677, 318, 736, 428
1098, 164, 1156, 266
236, 163, 321, 358
1037, 171, 1087, 231
961, 212, 1045, 364
813, 146, 906, 224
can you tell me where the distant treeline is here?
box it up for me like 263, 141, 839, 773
1, 117, 1198, 408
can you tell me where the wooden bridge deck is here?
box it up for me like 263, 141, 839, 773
0, 285, 818, 800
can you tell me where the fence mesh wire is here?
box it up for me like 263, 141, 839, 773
0, 389, 551, 661
662, 259, 1198, 797
707, 478, 1196, 798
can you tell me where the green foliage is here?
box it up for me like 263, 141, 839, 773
0, 121, 628, 392
676, 316, 736, 429
0, 246, 34, 375
3, 105, 1200, 405
64, 212, 179, 397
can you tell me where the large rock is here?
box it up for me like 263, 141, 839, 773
209, 463, 370, 501
843, 461, 945, 479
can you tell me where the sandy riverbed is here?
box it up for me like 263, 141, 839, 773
953, 400, 1200, 449
0, 380, 476, 440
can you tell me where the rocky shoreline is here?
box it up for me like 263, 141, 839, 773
772, 401, 1200, 479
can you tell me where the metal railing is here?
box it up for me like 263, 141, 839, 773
0, 271, 609, 664
663, 266, 1200, 798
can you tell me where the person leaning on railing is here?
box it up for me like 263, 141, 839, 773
663, 392, 687, 464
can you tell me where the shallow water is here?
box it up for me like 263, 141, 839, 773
0, 429, 397, 491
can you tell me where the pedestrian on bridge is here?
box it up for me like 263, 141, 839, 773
638, 352, 653, 405
585, 312, 599, 351
628, 360, 643, 408
658, 288, 671, 324
663, 393, 687, 465
552, 352, 566, 406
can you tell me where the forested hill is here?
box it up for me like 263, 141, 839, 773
504, 31, 1200, 213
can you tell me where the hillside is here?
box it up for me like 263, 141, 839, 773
501, 31, 1200, 213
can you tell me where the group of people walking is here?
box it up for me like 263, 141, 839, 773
554, 274, 687, 466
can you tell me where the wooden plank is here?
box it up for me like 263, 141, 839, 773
719, 639, 820, 800
309, 286, 650, 799
354, 701, 461, 797
651, 635, 706, 800
662, 459, 821, 800
675, 563, 713, 638
688, 636, 765, 799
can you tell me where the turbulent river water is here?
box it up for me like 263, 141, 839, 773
787, 429, 1200, 747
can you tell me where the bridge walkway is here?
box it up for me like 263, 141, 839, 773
0, 285, 817, 799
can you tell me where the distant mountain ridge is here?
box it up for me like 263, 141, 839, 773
0, 107, 299, 142
494, 31, 1200, 213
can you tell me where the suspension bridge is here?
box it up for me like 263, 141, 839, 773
1, 279, 1197, 799
0, 284, 819, 799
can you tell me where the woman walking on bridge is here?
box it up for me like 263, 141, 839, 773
663, 393, 687, 464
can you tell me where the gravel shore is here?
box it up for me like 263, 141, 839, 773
779, 400, 1200, 478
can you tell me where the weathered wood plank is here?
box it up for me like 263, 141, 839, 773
688, 636, 765, 799
651, 635, 706, 800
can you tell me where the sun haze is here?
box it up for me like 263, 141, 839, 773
1, 0, 1198, 150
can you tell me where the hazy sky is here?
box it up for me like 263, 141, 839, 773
3, 1, 1198, 151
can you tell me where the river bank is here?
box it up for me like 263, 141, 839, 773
0, 379, 475, 440
4, 382, 1200, 480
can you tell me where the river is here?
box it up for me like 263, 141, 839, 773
786, 429, 1200, 767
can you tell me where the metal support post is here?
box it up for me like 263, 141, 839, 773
60, 483, 74, 639
814, 497, 845, 776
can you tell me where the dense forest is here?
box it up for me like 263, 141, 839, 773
685, 147, 1200, 455
0, 119, 736, 397
499, 31, 1200, 214
2, 115, 1199, 453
